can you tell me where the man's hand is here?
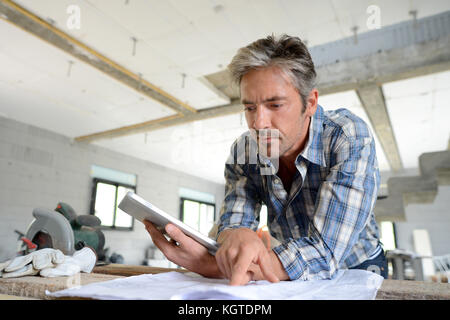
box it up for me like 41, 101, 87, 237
216, 228, 288, 286
144, 220, 222, 279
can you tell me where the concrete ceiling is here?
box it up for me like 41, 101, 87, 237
0, 0, 450, 184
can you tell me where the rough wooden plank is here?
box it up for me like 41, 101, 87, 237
0, 293, 38, 300
0, 273, 123, 300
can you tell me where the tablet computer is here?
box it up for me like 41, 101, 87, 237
118, 192, 219, 255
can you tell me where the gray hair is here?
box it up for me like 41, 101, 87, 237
228, 34, 316, 109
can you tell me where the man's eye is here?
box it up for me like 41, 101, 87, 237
271, 104, 282, 108
244, 106, 256, 111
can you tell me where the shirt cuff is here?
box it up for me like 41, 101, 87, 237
272, 241, 308, 280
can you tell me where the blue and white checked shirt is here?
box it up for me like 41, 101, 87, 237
217, 105, 381, 281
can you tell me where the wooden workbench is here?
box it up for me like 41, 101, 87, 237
0, 264, 449, 300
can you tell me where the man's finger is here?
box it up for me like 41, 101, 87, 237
144, 220, 175, 253
164, 224, 191, 248
258, 251, 279, 283
215, 252, 231, 280
229, 252, 254, 286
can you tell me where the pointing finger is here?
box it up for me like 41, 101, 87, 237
230, 252, 254, 286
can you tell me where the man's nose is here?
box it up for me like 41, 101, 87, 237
253, 106, 271, 130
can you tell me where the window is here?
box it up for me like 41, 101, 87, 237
180, 198, 215, 236
90, 178, 135, 230
379, 221, 397, 251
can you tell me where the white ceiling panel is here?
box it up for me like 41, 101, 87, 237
168, 0, 217, 22
318, 90, 391, 172
0, 79, 114, 137
10, 0, 233, 109
0, 18, 175, 137
278, 0, 339, 43
383, 70, 450, 168
145, 24, 214, 69
87, 0, 185, 40
149, 74, 230, 109
13, 0, 181, 74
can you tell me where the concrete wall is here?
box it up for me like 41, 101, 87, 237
0, 116, 225, 264
394, 184, 450, 256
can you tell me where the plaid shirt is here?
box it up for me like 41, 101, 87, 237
217, 105, 381, 281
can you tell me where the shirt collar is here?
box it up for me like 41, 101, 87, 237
297, 104, 327, 167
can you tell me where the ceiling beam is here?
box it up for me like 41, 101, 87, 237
357, 83, 403, 172
0, 0, 197, 115
313, 10, 450, 94
75, 99, 243, 142
315, 34, 450, 96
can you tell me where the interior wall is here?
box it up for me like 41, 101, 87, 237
0, 116, 225, 265
394, 184, 450, 256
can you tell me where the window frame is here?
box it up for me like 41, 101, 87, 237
376, 195, 398, 250
89, 177, 136, 231
392, 222, 398, 249
179, 197, 216, 234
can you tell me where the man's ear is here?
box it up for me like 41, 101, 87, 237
306, 88, 318, 117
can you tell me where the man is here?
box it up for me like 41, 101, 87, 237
145, 34, 387, 286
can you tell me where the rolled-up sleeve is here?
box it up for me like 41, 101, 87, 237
216, 136, 263, 237
273, 134, 380, 280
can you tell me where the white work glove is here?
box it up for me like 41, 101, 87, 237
1, 258, 36, 278
40, 247, 97, 278
1, 248, 65, 278
1, 247, 97, 278
0, 260, 12, 276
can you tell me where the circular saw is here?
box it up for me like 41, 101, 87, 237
25, 203, 106, 260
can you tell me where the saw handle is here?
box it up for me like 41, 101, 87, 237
20, 237, 37, 250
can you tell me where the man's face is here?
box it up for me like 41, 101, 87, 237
240, 66, 315, 161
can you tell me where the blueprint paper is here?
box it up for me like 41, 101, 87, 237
46, 269, 383, 300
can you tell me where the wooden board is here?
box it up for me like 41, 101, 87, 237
92, 263, 189, 277
0, 273, 123, 300
0, 294, 38, 300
